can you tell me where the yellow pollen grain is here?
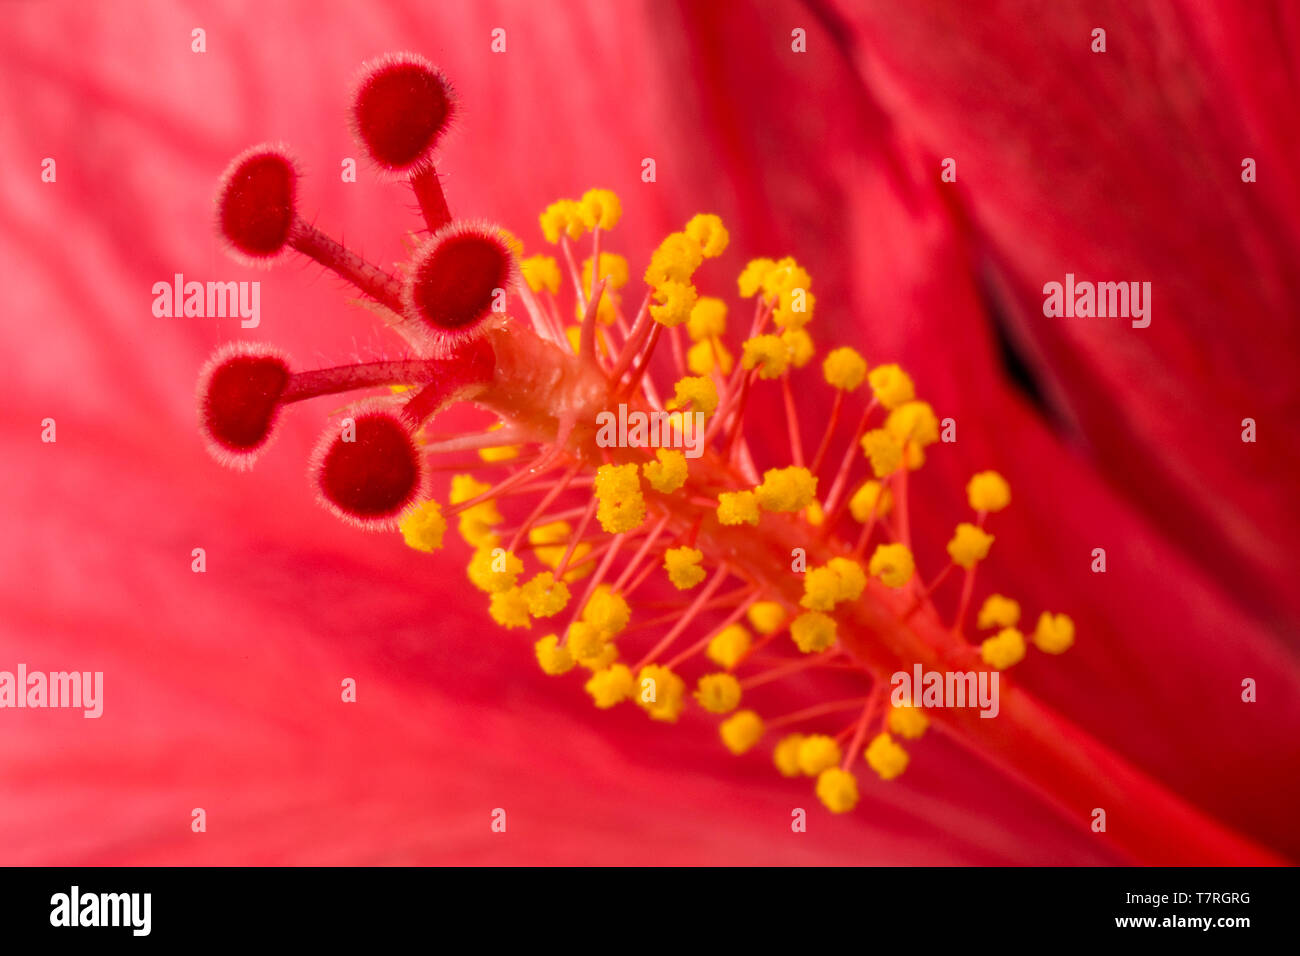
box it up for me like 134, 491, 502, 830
886, 703, 929, 740
741, 334, 789, 379
869, 543, 915, 588
636, 664, 686, 722
534, 634, 575, 675
797, 734, 842, 776
981, 627, 1027, 669
694, 673, 743, 714
860, 429, 903, 478
967, 470, 1011, 513
521, 571, 570, 618
520, 254, 562, 294
707, 623, 752, 669
488, 586, 532, 630
977, 594, 1021, 630
865, 732, 909, 780
642, 448, 689, 494
687, 296, 727, 341
720, 710, 764, 755
815, 767, 860, 813
947, 522, 995, 570
684, 213, 729, 258
790, 611, 837, 653
399, 499, 446, 553
867, 364, 915, 410
823, 347, 867, 391
1033, 612, 1075, 654
849, 480, 893, 522
717, 490, 761, 526
755, 466, 817, 512
747, 601, 785, 635
663, 546, 707, 590
585, 663, 634, 708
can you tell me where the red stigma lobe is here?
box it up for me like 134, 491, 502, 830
353, 54, 454, 172
217, 147, 297, 259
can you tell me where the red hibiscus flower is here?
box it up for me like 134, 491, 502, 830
1, 0, 1295, 867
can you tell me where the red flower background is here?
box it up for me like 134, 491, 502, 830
2, 0, 1297, 864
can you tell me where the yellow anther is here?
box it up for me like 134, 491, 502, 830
886, 703, 929, 740
534, 634, 575, 675
860, 428, 903, 478
529, 520, 576, 568
977, 594, 1021, 630
706, 623, 752, 669
867, 364, 915, 410
774, 289, 815, 331
641, 448, 688, 494
761, 257, 811, 301
579, 188, 622, 231
885, 400, 940, 449
637, 664, 686, 722
797, 734, 842, 776
827, 556, 866, 602
663, 546, 707, 590
717, 490, 761, 526
667, 375, 719, 417
684, 213, 729, 258
980, 627, 1027, 669
520, 254, 562, 294
649, 280, 697, 327
645, 232, 704, 287
521, 571, 570, 618
578, 643, 619, 671
816, 767, 860, 813
741, 334, 789, 379
800, 566, 840, 611
695, 673, 743, 714
582, 252, 630, 291
868, 543, 915, 588
687, 337, 734, 376
737, 257, 776, 298
781, 327, 815, 367
567, 621, 608, 664
865, 732, 909, 780
719, 710, 765, 755
967, 470, 1011, 513
467, 545, 524, 593
399, 499, 446, 553
479, 422, 520, 462
450, 474, 503, 546
747, 601, 785, 635
804, 499, 825, 526
539, 198, 584, 243
790, 610, 837, 653
488, 586, 532, 630
755, 466, 817, 513
687, 296, 727, 341
1033, 612, 1075, 654
774, 733, 807, 777
823, 347, 868, 391
594, 462, 646, 533
582, 585, 631, 637
585, 663, 634, 708
849, 480, 894, 522
947, 522, 995, 570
